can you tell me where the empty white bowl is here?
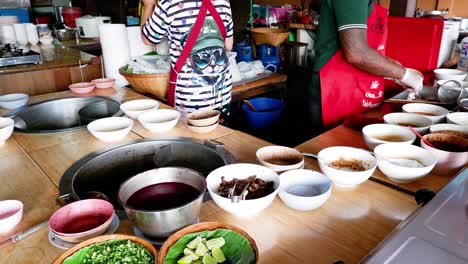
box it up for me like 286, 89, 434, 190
138, 109, 180, 133
383, 112, 433, 135
362, 124, 416, 151
0, 93, 29, 109
446, 112, 468, 125
430, 123, 468, 137
0, 200, 23, 233
434, 68, 467, 81
317, 146, 377, 188
256, 146, 304, 173
186, 109, 220, 127
278, 169, 331, 211
0, 118, 14, 144
120, 99, 160, 119
374, 143, 437, 183
185, 121, 219, 134
402, 103, 449, 123
206, 163, 280, 217
87, 117, 133, 142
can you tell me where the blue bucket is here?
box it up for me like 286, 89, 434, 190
242, 98, 284, 130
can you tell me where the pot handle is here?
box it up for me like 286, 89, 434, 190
204, 139, 224, 149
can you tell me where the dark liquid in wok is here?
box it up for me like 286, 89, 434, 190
126, 182, 200, 210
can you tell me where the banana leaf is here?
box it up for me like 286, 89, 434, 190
164, 229, 255, 264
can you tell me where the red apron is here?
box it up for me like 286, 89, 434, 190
319, 3, 388, 127
167, 0, 227, 107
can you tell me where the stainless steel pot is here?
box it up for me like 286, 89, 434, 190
117, 167, 207, 239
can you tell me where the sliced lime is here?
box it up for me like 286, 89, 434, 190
206, 237, 225, 250
186, 236, 202, 250
202, 254, 217, 264
177, 255, 194, 264
184, 248, 199, 260
211, 247, 226, 263
195, 242, 209, 256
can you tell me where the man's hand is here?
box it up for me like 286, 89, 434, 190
399, 68, 424, 91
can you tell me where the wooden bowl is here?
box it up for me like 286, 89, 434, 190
158, 222, 259, 264
119, 67, 170, 100
53, 234, 158, 264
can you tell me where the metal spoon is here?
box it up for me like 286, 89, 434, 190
302, 152, 327, 163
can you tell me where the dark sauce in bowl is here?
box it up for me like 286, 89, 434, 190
62, 215, 109, 233
428, 139, 468, 152
126, 182, 200, 211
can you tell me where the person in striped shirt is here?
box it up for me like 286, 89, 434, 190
141, 0, 234, 125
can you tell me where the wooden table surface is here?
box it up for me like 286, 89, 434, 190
0, 88, 420, 264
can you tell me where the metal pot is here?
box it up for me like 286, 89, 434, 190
56, 28, 76, 41
117, 167, 207, 239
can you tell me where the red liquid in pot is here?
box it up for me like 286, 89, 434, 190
126, 182, 200, 211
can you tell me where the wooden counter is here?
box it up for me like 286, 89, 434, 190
0, 88, 418, 264
231, 73, 287, 102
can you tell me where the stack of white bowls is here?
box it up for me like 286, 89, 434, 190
0, 16, 18, 44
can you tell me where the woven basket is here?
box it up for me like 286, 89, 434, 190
250, 28, 289, 46
119, 67, 170, 100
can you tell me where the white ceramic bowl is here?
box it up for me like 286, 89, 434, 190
383, 112, 433, 135
256, 146, 304, 173
39, 37, 53, 44
0, 118, 14, 144
206, 163, 280, 217
421, 134, 468, 176
374, 143, 437, 183
186, 109, 220, 127
278, 169, 331, 211
430, 123, 468, 137
87, 117, 133, 142
446, 112, 468, 125
0, 200, 23, 233
138, 109, 180, 133
185, 121, 219, 134
362, 124, 416, 151
0, 93, 29, 109
120, 99, 160, 119
317, 147, 377, 188
434, 68, 467, 81
402, 103, 449, 124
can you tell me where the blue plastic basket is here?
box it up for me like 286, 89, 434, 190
242, 97, 284, 130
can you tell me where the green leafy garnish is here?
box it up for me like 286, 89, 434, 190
63, 239, 153, 264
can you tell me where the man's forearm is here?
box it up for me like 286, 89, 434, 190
339, 29, 405, 79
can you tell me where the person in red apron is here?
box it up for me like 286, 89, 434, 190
310, 0, 424, 128
140, 0, 234, 124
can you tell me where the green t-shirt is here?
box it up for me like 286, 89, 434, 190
313, 0, 377, 72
